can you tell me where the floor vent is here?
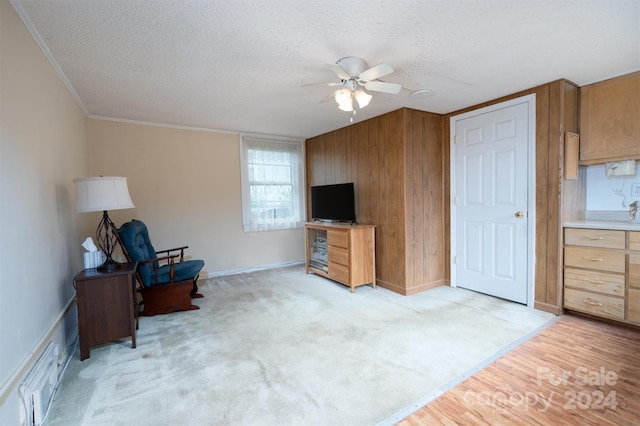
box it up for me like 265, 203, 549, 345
20, 342, 58, 426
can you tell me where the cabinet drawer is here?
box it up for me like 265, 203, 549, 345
564, 268, 624, 296
328, 246, 349, 266
564, 246, 625, 273
630, 253, 640, 289
630, 232, 640, 251
629, 289, 640, 324
564, 288, 624, 320
329, 261, 349, 283
328, 229, 349, 249
565, 228, 625, 249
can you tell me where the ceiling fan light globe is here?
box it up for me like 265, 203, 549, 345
335, 88, 353, 111
337, 94, 353, 111
354, 89, 372, 108
337, 98, 353, 111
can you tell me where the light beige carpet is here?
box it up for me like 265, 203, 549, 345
46, 265, 554, 425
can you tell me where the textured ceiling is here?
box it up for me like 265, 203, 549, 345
12, 0, 640, 139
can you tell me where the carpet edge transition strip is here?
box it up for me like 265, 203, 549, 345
376, 315, 560, 426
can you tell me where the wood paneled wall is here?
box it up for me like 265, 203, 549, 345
307, 81, 584, 308
402, 109, 446, 294
305, 108, 445, 295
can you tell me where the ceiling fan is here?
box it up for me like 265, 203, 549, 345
306, 56, 402, 117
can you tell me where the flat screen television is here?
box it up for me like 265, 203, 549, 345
311, 183, 356, 223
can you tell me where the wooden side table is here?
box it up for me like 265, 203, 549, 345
74, 261, 138, 360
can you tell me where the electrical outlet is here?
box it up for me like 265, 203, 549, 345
632, 183, 640, 197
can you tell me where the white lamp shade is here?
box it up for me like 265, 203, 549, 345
354, 89, 372, 108
337, 102, 353, 112
74, 176, 135, 213
335, 88, 353, 111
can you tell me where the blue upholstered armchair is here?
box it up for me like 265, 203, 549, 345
117, 219, 205, 316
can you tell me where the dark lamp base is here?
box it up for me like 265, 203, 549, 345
97, 259, 122, 272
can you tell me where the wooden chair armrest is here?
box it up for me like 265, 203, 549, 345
138, 254, 179, 283
156, 246, 189, 254
156, 246, 189, 262
138, 254, 179, 267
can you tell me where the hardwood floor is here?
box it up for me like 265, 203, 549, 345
399, 313, 640, 425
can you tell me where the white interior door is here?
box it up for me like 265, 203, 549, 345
451, 97, 534, 304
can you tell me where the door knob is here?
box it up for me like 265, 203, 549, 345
515, 211, 525, 218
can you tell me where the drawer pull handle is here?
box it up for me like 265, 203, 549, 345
583, 256, 603, 262
583, 278, 604, 284
583, 298, 603, 306
583, 236, 604, 240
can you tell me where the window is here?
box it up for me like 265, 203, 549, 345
240, 135, 305, 232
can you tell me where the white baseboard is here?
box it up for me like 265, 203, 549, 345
1, 298, 75, 405
202, 260, 305, 279
57, 328, 79, 375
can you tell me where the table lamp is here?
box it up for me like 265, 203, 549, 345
74, 176, 135, 271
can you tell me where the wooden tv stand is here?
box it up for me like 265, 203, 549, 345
304, 222, 376, 292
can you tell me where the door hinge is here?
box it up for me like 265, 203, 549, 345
454, 134, 457, 144
453, 256, 457, 265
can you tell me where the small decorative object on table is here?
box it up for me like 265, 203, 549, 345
629, 201, 638, 224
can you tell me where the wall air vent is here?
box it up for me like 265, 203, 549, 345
19, 342, 59, 426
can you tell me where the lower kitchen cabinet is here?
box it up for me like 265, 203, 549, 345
563, 227, 640, 325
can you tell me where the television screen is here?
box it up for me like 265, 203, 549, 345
311, 183, 356, 223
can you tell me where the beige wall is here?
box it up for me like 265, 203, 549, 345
0, 2, 88, 422
86, 119, 305, 275
1, 1, 304, 419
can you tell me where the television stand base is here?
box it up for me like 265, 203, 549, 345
304, 222, 375, 293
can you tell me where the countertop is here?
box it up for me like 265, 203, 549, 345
563, 220, 640, 231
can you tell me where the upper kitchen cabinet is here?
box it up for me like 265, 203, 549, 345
579, 71, 640, 165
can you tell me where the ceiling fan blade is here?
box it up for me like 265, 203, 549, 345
358, 63, 393, 81
303, 82, 344, 87
364, 80, 402, 94
326, 63, 352, 80
319, 90, 338, 104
